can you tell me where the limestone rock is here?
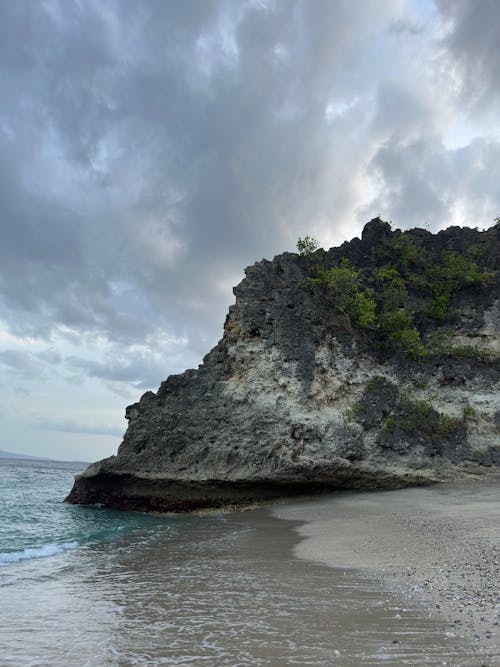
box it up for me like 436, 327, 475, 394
66, 220, 500, 511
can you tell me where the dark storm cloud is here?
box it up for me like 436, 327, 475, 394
0, 0, 499, 394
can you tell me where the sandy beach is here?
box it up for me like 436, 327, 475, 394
3, 459, 499, 666
272, 474, 500, 665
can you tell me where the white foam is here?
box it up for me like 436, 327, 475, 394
0, 541, 79, 564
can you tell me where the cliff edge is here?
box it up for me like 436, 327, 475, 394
66, 219, 500, 511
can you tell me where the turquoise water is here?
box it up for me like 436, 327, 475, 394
0, 458, 486, 666
0, 458, 163, 564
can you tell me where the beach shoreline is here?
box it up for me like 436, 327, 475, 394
272, 473, 500, 664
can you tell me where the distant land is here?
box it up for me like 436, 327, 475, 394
0, 450, 53, 461
0, 450, 90, 465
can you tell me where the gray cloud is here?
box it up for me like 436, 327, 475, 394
436, 0, 500, 109
0, 349, 46, 379
67, 353, 170, 390
0, 0, 499, 418
31, 416, 123, 438
0, 1, 410, 352
367, 135, 500, 229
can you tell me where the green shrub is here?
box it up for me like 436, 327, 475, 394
463, 405, 476, 419
428, 294, 450, 322
297, 236, 319, 255
380, 310, 426, 359
396, 327, 427, 359
428, 335, 499, 362
426, 252, 494, 320
449, 345, 498, 362
306, 222, 497, 361
351, 290, 377, 328
397, 399, 460, 439
310, 258, 376, 330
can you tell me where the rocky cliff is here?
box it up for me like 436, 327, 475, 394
66, 219, 500, 511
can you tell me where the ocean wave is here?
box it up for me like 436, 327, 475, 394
0, 541, 79, 564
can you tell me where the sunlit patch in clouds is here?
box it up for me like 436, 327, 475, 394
0, 0, 499, 460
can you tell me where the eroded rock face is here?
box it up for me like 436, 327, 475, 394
66, 221, 500, 511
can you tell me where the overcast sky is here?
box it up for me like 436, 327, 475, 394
1, 0, 499, 461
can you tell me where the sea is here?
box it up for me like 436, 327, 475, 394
0, 458, 485, 667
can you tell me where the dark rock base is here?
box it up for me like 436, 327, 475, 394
65, 468, 444, 513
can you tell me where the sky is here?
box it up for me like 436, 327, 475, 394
1, 0, 499, 461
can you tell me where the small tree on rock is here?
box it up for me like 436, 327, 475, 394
296, 235, 319, 255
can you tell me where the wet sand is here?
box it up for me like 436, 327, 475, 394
272, 474, 500, 665
3, 506, 483, 667
2, 481, 498, 666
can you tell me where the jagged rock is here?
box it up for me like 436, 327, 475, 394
66, 220, 500, 511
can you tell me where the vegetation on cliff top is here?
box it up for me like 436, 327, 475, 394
300, 218, 499, 360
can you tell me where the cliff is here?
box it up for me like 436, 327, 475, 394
66, 219, 500, 511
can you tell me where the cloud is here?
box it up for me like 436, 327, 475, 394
436, 0, 500, 110
0, 349, 46, 379
31, 416, 123, 438
0, 1, 499, 459
67, 354, 166, 390
367, 135, 500, 229
1, 0, 498, 336
65, 329, 196, 390
0, 0, 418, 354
0, 343, 65, 381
